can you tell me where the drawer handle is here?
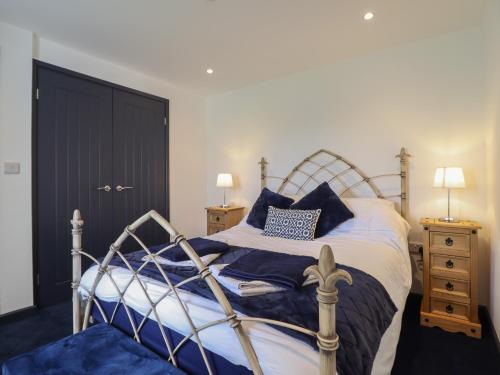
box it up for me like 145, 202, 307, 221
216, 216, 220, 222
445, 304, 454, 314
445, 260, 454, 269
445, 237, 454, 246
445, 282, 454, 291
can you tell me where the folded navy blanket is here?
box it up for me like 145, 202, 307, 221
149, 238, 229, 262
219, 249, 316, 289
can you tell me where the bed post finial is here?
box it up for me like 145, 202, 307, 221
396, 147, 411, 219
304, 245, 352, 375
71, 209, 84, 333
259, 157, 268, 190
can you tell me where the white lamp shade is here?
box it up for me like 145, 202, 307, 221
216, 173, 233, 188
433, 167, 466, 189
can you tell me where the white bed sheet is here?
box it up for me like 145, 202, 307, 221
80, 224, 411, 375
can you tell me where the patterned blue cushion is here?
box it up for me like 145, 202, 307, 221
263, 206, 321, 241
1, 323, 185, 375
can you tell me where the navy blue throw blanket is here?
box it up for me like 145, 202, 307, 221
149, 238, 229, 262
219, 249, 316, 288
108, 246, 397, 375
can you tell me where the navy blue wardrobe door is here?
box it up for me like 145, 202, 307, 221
112, 89, 168, 252
36, 67, 114, 307
36, 66, 169, 308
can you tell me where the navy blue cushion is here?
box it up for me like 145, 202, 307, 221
1, 323, 185, 375
246, 188, 294, 229
291, 182, 354, 238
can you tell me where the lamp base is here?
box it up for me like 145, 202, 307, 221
438, 217, 460, 223
219, 204, 229, 208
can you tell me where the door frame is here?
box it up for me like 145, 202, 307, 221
32, 60, 170, 307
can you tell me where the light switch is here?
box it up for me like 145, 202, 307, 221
4, 162, 21, 174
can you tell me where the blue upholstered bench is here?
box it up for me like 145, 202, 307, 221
1, 323, 186, 375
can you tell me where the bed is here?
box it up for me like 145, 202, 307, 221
73, 148, 412, 375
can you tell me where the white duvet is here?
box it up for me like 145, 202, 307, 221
80, 208, 412, 375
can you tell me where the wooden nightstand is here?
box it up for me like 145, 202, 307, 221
206, 206, 245, 235
419, 218, 482, 338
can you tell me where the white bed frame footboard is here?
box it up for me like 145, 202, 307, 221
71, 210, 352, 374
71, 147, 409, 375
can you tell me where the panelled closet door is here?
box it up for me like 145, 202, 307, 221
35, 63, 169, 308
112, 89, 168, 251
36, 67, 114, 307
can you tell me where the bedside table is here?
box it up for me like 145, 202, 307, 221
419, 218, 482, 338
206, 206, 245, 235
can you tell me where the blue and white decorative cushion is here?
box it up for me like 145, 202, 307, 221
263, 206, 321, 241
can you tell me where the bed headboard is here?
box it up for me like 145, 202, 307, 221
259, 148, 410, 219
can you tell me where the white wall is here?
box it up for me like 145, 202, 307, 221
206, 27, 492, 305
484, 0, 500, 335
0, 22, 206, 315
0, 23, 34, 315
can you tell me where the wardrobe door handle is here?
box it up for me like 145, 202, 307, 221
116, 185, 134, 192
97, 185, 111, 192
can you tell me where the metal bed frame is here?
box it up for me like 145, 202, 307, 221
71, 147, 410, 375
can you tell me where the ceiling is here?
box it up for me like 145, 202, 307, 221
0, 0, 487, 95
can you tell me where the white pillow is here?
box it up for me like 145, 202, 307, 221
344, 197, 395, 209
331, 198, 410, 236
236, 213, 253, 228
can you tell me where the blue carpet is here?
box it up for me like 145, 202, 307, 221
392, 294, 500, 375
1, 294, 499, 374
0, 301, 72, 365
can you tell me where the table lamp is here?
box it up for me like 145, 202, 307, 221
433, 167, 465, 222
216, 173, 233, 208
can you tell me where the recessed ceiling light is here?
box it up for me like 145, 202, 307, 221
206, 68, 214, 74
363, 12, 374, 21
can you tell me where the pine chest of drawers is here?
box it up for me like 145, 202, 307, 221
419, 218, 481, 338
